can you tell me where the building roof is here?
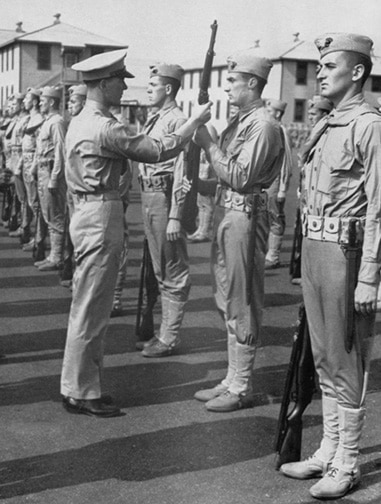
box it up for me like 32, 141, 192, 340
0, 18, 126, 50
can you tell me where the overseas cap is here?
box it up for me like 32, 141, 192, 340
267, 98, 287, 112
26, 87, 42, 98
227, 48, 273, 81
315, 33, 373, 60
308, 95, 333, 112
72, 49, 134, 81
41, 86, 62, 100
149, 63, 185, 83
69, 84, 87, 97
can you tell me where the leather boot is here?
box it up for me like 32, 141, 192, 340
188, 208, 211, 243
281, 395, 339, 479
309, 406, 365, 499
194, 332, 236, 402
142, 297, 186, 357
39, 232, 63, 271
265, 233, 283, 269
205, 342, 256, 412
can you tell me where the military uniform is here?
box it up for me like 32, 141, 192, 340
280, 33, 381, 500
139, 63, 190, 356
33, 87, 67, 270
61, 50, 208, 411
194, 50, 284, 412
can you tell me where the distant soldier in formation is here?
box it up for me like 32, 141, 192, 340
33, 87, 67, 272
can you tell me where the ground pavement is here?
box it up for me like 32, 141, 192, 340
1, 181, 381, 504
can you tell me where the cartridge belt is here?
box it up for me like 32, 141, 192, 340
303, 214, 365, 244
216, 185, 267, 214
138, 173, 173, 192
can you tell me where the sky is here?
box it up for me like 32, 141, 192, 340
1, 0, 381, 71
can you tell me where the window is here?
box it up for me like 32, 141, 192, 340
1, 51, 3, 72
37, 44, 51, 70
189, 72, 193, 90
6, 49, 8, 71
217, 68, 222, 87
188, 101, 193, 117
90, 47, 104, 57
11, 47, 14, 70
226, 100, 231, 119
294, 99, 306, 122
296, 61, 308, 85
216, 100, 220, 120
371, 76, 381, 93
64, 52, 79, 68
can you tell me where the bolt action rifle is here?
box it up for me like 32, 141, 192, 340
182, 20, 218, 234
135, 236, 160, 344
289, 206, 302, 281
275, 303, 316, 469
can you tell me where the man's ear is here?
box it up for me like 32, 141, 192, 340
352, 64, 365, 83
165, 83, 173, 96
248, 76, 258, 90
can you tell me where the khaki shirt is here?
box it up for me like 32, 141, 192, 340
139, 100, 187, 220
66, 99, 187, 195
22, 112, 44, 153
213, 99, 284, 191
303, 93, 381, 284
10, 113, 29, 175
35, 111, 66, 189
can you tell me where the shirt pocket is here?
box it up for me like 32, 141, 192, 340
317, 142, 358, 198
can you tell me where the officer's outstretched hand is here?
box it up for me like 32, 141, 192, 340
191, 102, 213, 126
355, 281, 378, 315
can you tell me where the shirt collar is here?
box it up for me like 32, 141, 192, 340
158, 99, 177, 118
84, 99, 113, 117
237, 98, 264, 122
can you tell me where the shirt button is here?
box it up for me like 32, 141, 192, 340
311, 186, 314, 190
329, 223, 334, 230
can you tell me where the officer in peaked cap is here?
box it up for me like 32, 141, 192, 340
60, 48, 212, 417
33, 85, 67, 272
137, 60, 189, 358
264, 97, 294, 270
279, 33, 381, 500
193, 47, 284, 412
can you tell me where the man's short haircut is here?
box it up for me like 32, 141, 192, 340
239, 72, 267, 94
345, 52, 373, 87
158, 76, 181, 97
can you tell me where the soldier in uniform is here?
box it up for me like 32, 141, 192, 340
33, 87, 67, 272
279, 34, 381, 500
307, 95, 333, 128
264, 98, 293, 269
21, 88, 45, 256
138, 63, 191, 358
9, 93, 31, 243
193, 48, 284, 412
60, 49, 211, 417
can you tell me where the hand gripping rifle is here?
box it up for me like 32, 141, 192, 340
275, 303, 316, 469
182, 20, 218, 235
135, 236, 160, 343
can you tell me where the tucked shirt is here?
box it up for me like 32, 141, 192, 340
212, 99, 284, 192
35, 111, 67, 188
303, 93, 381, 284
66, 99, 188, 195
139, 100, 187, 220
22, 112, 44, 153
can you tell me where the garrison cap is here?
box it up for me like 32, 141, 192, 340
315, 33, 373, 60
266, 98, 287, 112
227, 48, 273, 81
41, 86, 62, 100
13, 92, 25, 101
308, 95, 333, 112
149, 62, 185, 83
72, 49, 134, 81
69, 84, 87, 97
26, 87, 42, 98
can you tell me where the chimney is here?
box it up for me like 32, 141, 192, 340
53, 13, 61, 24
16, 21, 24, 33
254, 39, 260, 48
293, 32, 300, 43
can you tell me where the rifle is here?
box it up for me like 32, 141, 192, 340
343, 219, 360, 353
246, 194, 259, 305
289, 206, 302, 280
275, 303, 316, 469
182, 20, 218, 235
135, 236, 160, 343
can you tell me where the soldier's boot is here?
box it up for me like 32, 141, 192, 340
280, 395, 339, 479
188, 209, 212, 243
309, 406, 364, 499
142, 297, 186, 357
265, 232, 283, 269
194, 333, 236, 402
19, 225, 31, 245
39, 232, 64, 271
205, 342, 256, 412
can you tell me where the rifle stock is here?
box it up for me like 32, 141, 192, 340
289, 206, 302, 279
182, 20, 218, 234
275, 303, 316, 469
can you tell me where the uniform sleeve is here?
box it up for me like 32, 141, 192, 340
101, 121, 188, 164
210, 120, 282, 191
49, 120, 67, 188
278, 128, 293, 198
357, 121, 381, 284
